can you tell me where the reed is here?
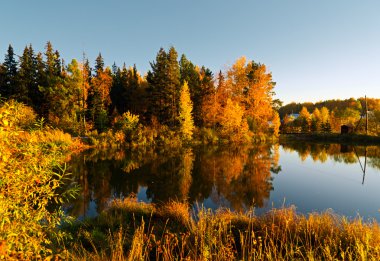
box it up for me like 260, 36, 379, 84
66, 199, 380, 260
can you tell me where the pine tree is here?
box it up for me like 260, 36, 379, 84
95, 53, 104, 76
166, 47, 181, 126
45, 41, 55, 77
0, 64, 6, 97
17, 45, 37, 104
1, 44, 18, 97
110, 64, 124, 113
33, 52, 47, 114
147, 48, 168, 123
179, 81, 194, 140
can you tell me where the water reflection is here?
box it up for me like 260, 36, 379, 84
66, 142, 380, 221
66, 145, 279, 217
281, 141, 380, 179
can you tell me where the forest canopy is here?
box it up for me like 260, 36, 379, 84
0, 42, 280, 143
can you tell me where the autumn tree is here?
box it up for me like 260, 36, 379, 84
62, 59, 88, 134
219, 98, 250, 143
296, 107, 311, 132
88, 53, 113, 132
180, 55, 202, 124
271, 111, 281, 137
281, 114, 292, 133
179, 81, 194, 140
224, 57, 276, 135
311, 108, 321, 132
202, 71, 223, 129
320, 106, 331, 132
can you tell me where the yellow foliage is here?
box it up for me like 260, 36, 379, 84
179, 81, 194, 140
220, 99, 251, 143
0, 101, 78, 259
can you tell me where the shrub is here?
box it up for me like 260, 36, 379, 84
0, 101, 78, 259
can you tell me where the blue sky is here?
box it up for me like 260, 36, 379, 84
1, 1, 379, 104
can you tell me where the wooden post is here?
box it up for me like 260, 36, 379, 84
365, 95, 368, 135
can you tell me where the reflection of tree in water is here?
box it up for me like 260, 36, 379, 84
281, 142, 380, 170
67, 145, 280, 217
192, 145, 278, 210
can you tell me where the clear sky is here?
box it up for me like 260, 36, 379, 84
1, 1, 379, 105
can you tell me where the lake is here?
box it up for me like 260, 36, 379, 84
66, 142, 380, 221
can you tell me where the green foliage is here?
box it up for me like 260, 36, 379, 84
147, 47, 181, 126
114, 111, 140, 143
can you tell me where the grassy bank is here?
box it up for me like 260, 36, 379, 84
280, 133, 380, 145
64, 198, 380, 260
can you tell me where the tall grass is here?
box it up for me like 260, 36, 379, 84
66, 198, 380, 260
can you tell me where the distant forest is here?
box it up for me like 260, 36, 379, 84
279, 98, 380, 134
0, 42, 280, 143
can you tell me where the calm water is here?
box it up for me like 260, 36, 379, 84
66, 142, 380, 221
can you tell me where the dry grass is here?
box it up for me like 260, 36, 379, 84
66, 200, 380, 260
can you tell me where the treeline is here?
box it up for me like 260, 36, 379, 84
0, 42, 279, 144
279, 98, 380, 135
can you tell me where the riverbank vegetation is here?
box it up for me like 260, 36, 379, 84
64, 198, 380, 260
0, 100, 83, 259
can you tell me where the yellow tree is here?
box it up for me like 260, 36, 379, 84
89, 67, 113, 131
320, 106, 331, 132
297, 106, 311, 132
271, 111, 281, 137
244, 62, 275, 134
311, 108, 321, 132
320, 107, 330, 124
220, 98, 250, 143
202, 92, 221, 129
202, 70, 225, 129
225, 57, 276, 135
179, 81, 194, 140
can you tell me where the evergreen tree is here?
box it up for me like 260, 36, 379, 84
146, 47, 168, 123
112, 64, 141, 115
110, 64, 124, 114
17, 45, 37, 104
54, 50, 62, 76
166, 47, 181, 126
0, 64, 5, 97
95, 53, 104, 76
33, 52, 47, 114
1, 44, 18, 97
45, 41, 56, 77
